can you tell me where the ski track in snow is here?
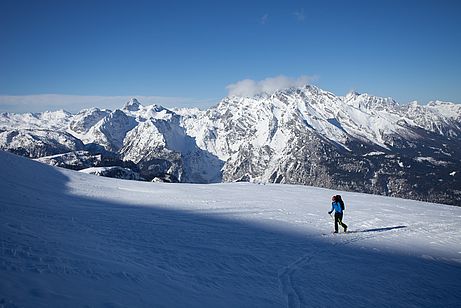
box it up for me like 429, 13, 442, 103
278, 227, 407, 308
278, 222, 460, 308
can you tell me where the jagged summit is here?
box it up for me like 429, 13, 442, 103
179, 86, 461, 205
0, 85, 460, 205
123, 98, 142, 112
346, 90, 361, 97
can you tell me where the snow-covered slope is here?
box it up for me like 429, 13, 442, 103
1, 150, 460, 307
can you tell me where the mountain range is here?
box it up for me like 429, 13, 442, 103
1, 85, 460, 205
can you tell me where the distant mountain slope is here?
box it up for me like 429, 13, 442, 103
1, 86, 460, 205
180, 85, 461, 205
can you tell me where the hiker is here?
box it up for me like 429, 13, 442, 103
328, 195, 348, 233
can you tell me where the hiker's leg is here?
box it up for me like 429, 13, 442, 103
338, 213, 347, 230
334, 213, 339, 232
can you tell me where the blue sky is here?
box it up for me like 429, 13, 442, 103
1, 0, 460, 112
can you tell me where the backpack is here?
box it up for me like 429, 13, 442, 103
336, 195, 345, 211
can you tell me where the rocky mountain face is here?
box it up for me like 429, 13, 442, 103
178, 86, 461, 206
0, 129, 85, 158
78, 166, 144, 181
1, 86, 460, 205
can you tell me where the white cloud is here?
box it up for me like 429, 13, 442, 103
226, 75, 317, 97
0, 94, 217, 113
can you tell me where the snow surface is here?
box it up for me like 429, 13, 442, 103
1, 150, 460, 307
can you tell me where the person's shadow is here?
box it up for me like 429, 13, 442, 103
347, 225, 407, 233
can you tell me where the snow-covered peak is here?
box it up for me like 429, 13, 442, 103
0, 110, 73, 130
135, 104, 176, 122
172, 107, 203, 117
118, 98, 179, 122
69, 107, 111, 135
299, 84, 327, 95
343, 91, 399, 111
181, 84, 460, 159
82, 109, 137, 152
206, 85, 406, 150
122, 98, 142, 112
40, 109, 72, 120
345, 90, 361, 99
426, 100, 461, 119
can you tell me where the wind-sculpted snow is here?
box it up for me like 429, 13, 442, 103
0, 150, 460, 307
0, 85, 460, 205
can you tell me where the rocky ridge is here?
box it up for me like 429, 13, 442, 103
1, 86, 460, 205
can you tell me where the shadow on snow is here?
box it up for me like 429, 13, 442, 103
0, 152, 460, 307
347, 225, 408, 234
